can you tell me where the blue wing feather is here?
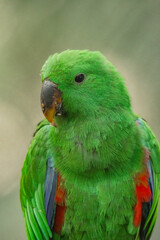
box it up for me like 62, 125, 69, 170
45, 156, 58, 231
147, 160, 154, 203
139, 159, 154, 239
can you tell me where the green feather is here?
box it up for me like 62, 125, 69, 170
146, 204, 159, 239
27, 201, 43, 240
33, 208, 49, 240
35, 184, 44, 211
25, 208, 36, 240
31, 198, 52, 238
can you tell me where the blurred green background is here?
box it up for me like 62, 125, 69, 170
0, 0, 160, 239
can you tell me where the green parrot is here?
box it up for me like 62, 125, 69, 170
20, 50, 160, 240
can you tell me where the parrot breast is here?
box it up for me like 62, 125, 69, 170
60, 172, 136, 240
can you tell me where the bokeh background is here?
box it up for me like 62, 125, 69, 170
0, 0, 160, 239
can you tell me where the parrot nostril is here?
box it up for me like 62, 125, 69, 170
41, 103, 45, 113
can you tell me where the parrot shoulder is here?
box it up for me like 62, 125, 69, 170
134, 117, 160, 239
20, 119, 65, 240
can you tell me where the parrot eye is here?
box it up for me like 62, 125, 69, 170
74, 73, 86, 84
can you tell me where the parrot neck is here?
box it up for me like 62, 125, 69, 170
54, 109, 143, 180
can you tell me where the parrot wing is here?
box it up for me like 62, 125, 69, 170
20, 119, 64, 240
135, 118, 160, 240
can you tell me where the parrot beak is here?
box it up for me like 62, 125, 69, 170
40, 79, 62, 127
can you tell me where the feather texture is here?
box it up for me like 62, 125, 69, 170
20, 50, 160, 240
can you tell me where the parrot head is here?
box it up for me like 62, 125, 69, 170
41, 50, 131, 127
40, 50, 139, 175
